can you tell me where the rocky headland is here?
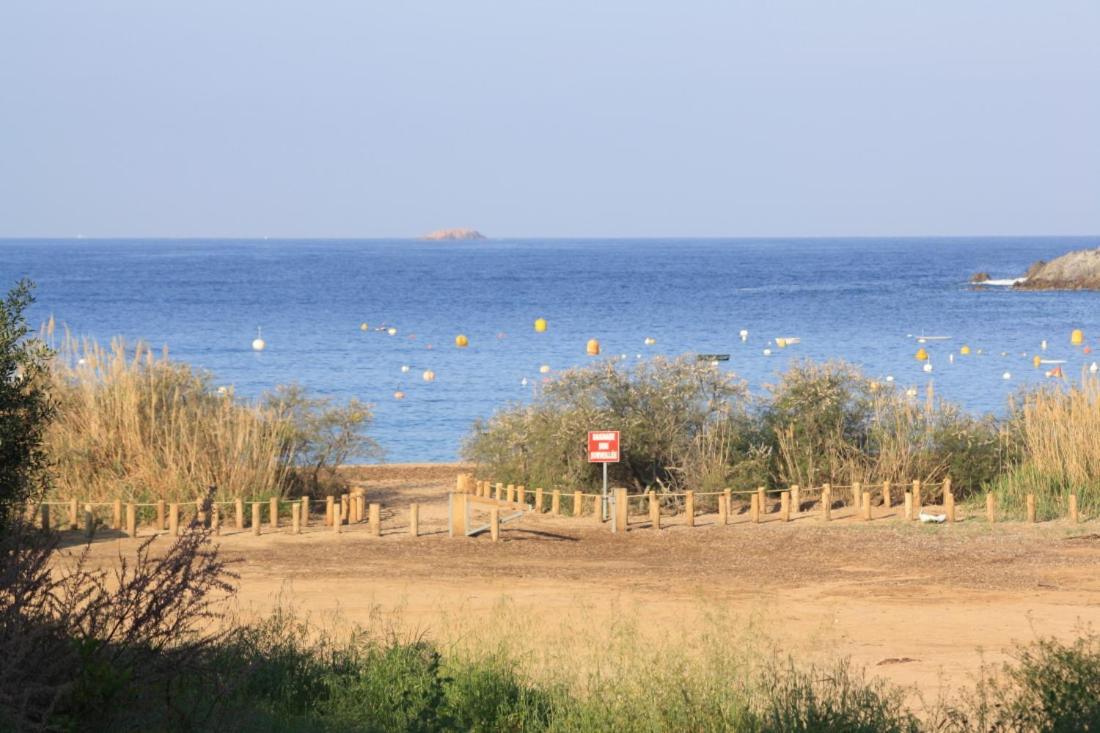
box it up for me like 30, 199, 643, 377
1013, 248, 1100, 290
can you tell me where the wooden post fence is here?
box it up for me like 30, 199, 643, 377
723, 488, 732, 524
822, 485, 831, 521
1027, 494, 1036, 523
718, 493, 728, 525
861, 491, 871, 521
325, 496, 335, 526
269, 497, 279, 528
685, 491, 695, 527
1069, 494, 1079, 524
757, 486, 766, 515
83, 504, 94, 538
912, 480, 922, 519
113, 499, 122, 530
614, 488, 628, 533
882, 480, 891, 509
251, 503, 261, 536
649, 490, 660, 529
235, 498, 244, 530
790, 485, 800, 514
410, 503, 419, 536
986, 493, 995, 523
780, 491, 791, 522
490, 507, 500, 541
125, 503, 136, 537
291, 503, 301, 534
535, 487, 543, 513
169, 503, 180, 536
551, 489, 561, 515
750, 493, 760, 523
69, 498, 78, 530
301, 497, 310, 528
904, 492, 913, 521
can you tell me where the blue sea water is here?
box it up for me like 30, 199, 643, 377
1, 237, 1098, 462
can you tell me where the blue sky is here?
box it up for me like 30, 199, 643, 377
1, 1, 1097, 238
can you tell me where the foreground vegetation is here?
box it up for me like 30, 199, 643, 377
465, 357, 1100, 519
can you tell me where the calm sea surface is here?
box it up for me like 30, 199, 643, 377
2, 237, 1098, 462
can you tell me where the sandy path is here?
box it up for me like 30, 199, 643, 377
77, 465, 1100, 700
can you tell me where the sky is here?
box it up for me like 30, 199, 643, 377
1, 1, 1098, 239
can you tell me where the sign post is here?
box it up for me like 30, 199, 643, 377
587, 431, 620, 525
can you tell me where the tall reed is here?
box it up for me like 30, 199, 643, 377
993, 375, 1100, 518
45, 323, 294, 504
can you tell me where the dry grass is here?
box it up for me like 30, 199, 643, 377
44, 322, 294, 504
995, 376, 1100, 517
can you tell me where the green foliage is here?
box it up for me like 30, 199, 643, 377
0, 279, 55, 528
944, 632, 1100, 732
463, 356, 761, 492
263, 384, 382, 495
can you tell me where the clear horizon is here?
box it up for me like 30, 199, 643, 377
2, 1, 1098, 239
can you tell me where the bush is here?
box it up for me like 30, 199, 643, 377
463, 356, 761, 493
0, 280, 55, 527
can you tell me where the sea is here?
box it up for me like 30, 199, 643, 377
2, 237, 1097, 462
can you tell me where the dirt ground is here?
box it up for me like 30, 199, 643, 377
77, 464, 1100, 701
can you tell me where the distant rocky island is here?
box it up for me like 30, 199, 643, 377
970, 248, 1100, 291
419, 228, 487, 241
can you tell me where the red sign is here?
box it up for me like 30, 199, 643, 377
587, 430, 620, 463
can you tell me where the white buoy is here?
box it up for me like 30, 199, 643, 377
1002, 372, 1012, 380
923, 363, 933, 373
1091, 362, 1099, 374
739, 329, 748, 341
644, 337, 656, 346
400, 365, 410, 373
948, 354, 955, 364
387, 327, 398, 336
763, 348, 772, 356
885, 375, 894, 382
1041, 339, 1048, 351
520, 377, 528, 386
251, 327, 265, 351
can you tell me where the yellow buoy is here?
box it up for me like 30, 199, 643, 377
534, 318, 547, 333
586, 339, 600, 356
387, 327, 398, 336
359, 322, 369, 331
1032, 355, 1042, 368
539, 364, 550, 374
393, 390, 405, 400
915, 347, 928, 362
960, 345, 971, 355
455, 334, 469, 348
422, 369, 435, 383
1071, 329, 1084, 346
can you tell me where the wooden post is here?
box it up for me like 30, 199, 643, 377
196, 497, 206, 528
269, 497, 279, 528
449, 493, 467, 537
986, 492, 995, 523
516, 485, 526, 506
718, 493, 728, 525
125, 503, 136, 537
572, 491, 582, 517
495, 482, 503, 501
1069, 494, 1078, 524
211, 504, 220, 535
369, 503, 381, 536
852, 482, 862, 515
301, 497, 310, 527
156, 500, 166, 530
40, 504, 49, 531
490, 507, 500, 542
649, 490, 660, 529
535, 487, 544, 513
757, 486, 766, 515
69, 498, 78, 530
750, 493, 760, 523
882, 480, 891, 509
1026, 494, 1036, 523
685, 491, 695, 527
332, 499, 342, 533
506, 484, 515, 503
325, 496, 335, 526
113, 499, 122, 530
340, 494, 349, 522
593, 495, 603, 523
723, 489, 732, 524
945, 491, 955, 524
252, 503, 262, 536
822, 486, 831, 521
169, 503, 180, 536
614, 488, 628, 533
291, 503, 301, 534
790, 485, 800, 514
904, 492, 913, 521
409, 503, 419, 536
83, 504, 94, 538
861, 491, 872, 521
551, 489, 561, 515
349, 492, 359, 523
234, 498, 244, 530
780, 491, 791, 522
912, 480, 922, 519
